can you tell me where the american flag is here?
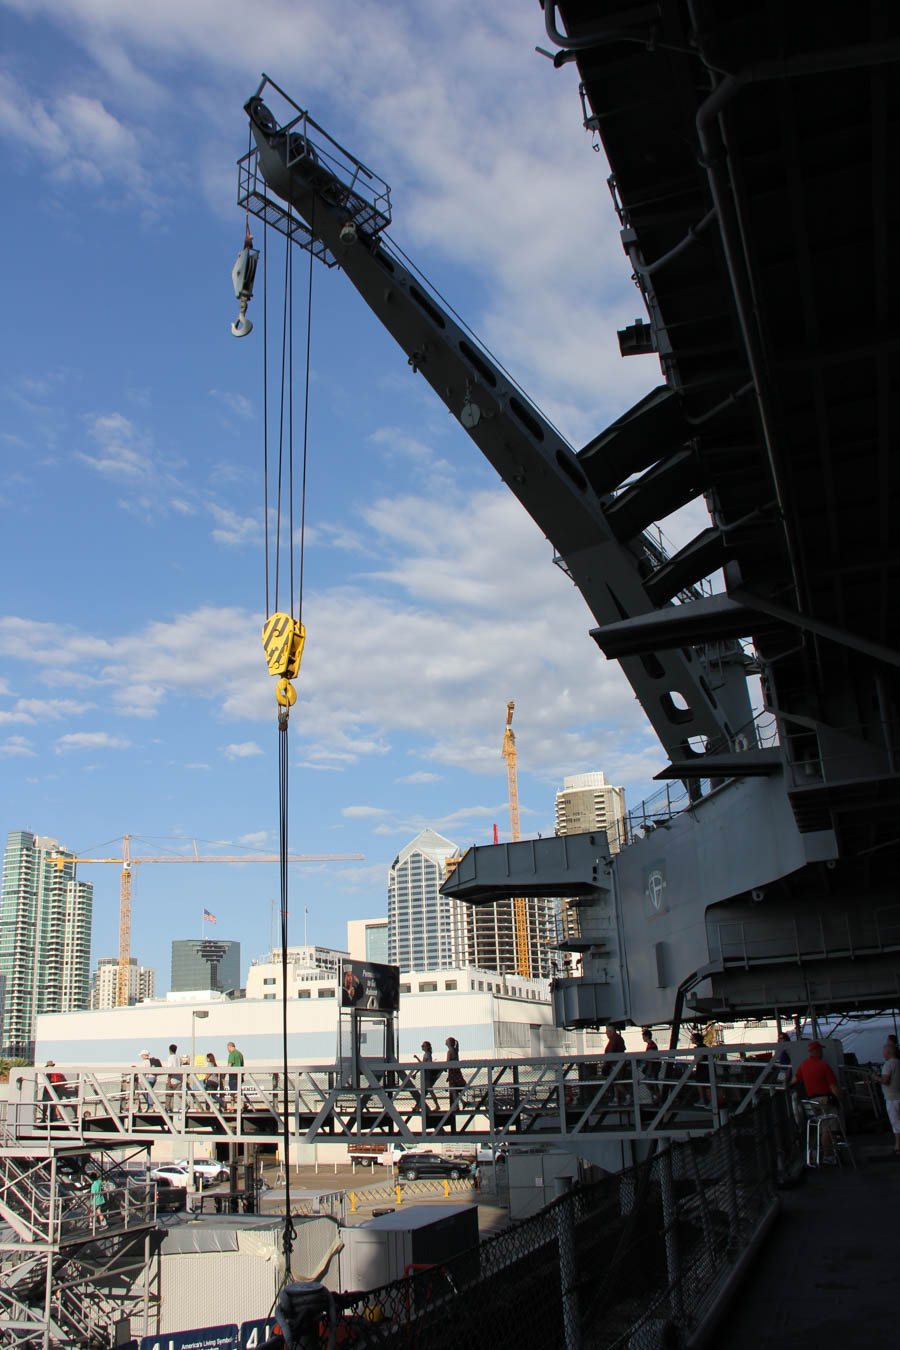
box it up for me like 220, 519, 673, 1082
203, 909, 217, 924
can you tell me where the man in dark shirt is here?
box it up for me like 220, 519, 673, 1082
604, 1024, 627, 1104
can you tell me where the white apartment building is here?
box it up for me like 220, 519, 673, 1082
89, 957, 155, 1010
555, 772, 626, 852
0, 831, 93, 1055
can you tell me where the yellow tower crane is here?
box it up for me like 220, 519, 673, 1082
55, 835, 364, 1007
501, 701, 531, 979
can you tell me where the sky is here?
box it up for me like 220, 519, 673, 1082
0, 1, 697, 991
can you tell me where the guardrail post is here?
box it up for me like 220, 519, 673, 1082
659, 1142, 684, 1326
554, 1176, 580, 1350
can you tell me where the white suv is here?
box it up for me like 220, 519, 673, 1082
151, 1161, 227, 1187
174, 1158, 228, 1183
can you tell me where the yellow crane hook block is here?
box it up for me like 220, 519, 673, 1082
262, 613, 306, 679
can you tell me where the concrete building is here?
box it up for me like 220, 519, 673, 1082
89, 957, 155, 1010
346, 917, 388, 964
0, 831, 93, 1055
555, 772, 626, 853
246, 944, 347, 1001
170, 938, 240, 994
34, 967, 580, 1068
387, 830, 468, 971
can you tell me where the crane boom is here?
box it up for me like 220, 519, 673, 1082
500, 701, 529, 979
58, 836, 364, 1007
241, 83, 756, 773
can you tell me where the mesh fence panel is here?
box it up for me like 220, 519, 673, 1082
325, 1095, 797, 1349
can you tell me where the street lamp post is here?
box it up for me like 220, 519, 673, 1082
188, 1010, 209, 1196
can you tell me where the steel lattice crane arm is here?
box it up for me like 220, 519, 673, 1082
241, 81, 755, 771
501, 700, 530, 979
58, 835, 364, 1008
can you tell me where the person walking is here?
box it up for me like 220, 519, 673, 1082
873, 1040, 900, 1156
414, 1040, 440, 1110
203, 1052, 221, 1108
445, 1037, 465, 1106
226, 1041, 244, 1110
641, 1027, 661, 1104
164, 1044, 179, 1112
90, 1175, 107, 1231
138, 1050, 160, 1110
604, 1024, 627, 1104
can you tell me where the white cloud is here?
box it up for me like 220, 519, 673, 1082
237, 830, 270, 847
397, 771, 441, 784
0, 72, 152, 200
0, 463, 661, 791
208, 503, 263, 547
210, 390, 254, 420
55, 731, 131, 752
0, 734, 36, 758
222, 741, 263, 760
342, 806, 388, 820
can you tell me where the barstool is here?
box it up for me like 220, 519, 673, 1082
802, 1100, 856, 1168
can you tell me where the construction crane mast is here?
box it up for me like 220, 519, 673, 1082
58, 836, 364, 1007
501, 702, 530, 979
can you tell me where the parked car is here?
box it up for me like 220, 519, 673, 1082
173, 1158, 229, 1183
398, 1152, 466, 1181
150, 1164, 190, 1188
475, 1144, 508, 1165
151, 1161, 228, 1187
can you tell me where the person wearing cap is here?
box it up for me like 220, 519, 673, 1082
793, 1041, 842, 1156
138, 1049, 158, 1110
793, 1041, 841, 1106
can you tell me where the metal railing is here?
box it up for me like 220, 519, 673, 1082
315, 1094, 797, 1349
8, 1049, 781, 1146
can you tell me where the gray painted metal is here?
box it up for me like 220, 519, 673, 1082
8, 1053, 779, 1150
241, 82, 755, 772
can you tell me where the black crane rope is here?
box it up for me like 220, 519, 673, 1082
251, 188, 316, 1280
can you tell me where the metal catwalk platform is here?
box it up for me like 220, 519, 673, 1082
0, 1118, 158, 1349
8, 1050, 779, 1148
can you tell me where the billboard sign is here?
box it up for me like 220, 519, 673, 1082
341, 959, 400, 1012
140, 1327, 238, 1350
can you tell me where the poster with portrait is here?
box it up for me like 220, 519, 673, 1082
341, 959, 400, 1012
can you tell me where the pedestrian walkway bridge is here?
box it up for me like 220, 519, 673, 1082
7, 1049, 780, 1150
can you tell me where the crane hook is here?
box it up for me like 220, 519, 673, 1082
231, 225, 259, 338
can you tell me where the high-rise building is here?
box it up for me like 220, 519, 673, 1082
555, 772, 626, 853
388, 830, 469, 971
89, 957, 155, 1010
387, 830, 558, 979
554, 772, 626, 962
170, 939, 241, 994
0, 831, 93, 1055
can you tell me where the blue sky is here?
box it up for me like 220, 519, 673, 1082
0, 1, 689, 990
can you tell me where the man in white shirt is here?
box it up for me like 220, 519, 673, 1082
874, 1041, 900, 1156
164, 1043, 179, 1112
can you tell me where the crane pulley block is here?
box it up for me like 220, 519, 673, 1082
262, 613, 306, 679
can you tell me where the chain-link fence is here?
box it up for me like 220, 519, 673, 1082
328, 1094, 797, 1349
